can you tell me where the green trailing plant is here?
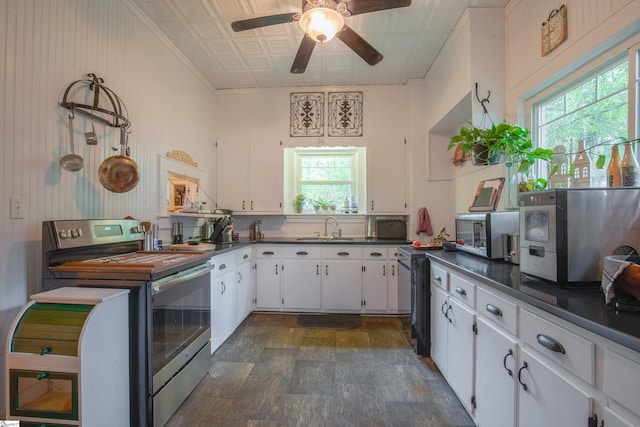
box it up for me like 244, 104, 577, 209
448, 120, 554, 170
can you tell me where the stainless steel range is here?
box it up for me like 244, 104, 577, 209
41, 219, 213, 427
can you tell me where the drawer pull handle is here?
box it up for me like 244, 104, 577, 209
219, 263, 227, 270
37, 372, 49, 380
434, 274, 442, 282
338, 251, 350, 256
262, 251, 275, 256
486, 304, 503, 317
370, 252, 383, 257
518, 362, 529, 391
536, 334, 566, 354
40, 347, 52, 355
243, 254, 249, 259
455, 286, 466, 296
503, 349, 514, 376
296, 251, 308, 256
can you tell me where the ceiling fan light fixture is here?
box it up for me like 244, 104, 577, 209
299, 7, 344, 43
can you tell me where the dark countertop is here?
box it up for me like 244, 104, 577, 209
413, 248, 640, 353
202, 237, 410, 255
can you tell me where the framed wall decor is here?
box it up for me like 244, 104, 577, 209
468, 178, 505, 212
290, 92, 324, 137
328, 91, 363, 137
541, 4, 567, 56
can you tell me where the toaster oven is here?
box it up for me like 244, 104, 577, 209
455, 212, 519, 259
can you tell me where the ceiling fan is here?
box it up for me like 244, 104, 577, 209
231, 0, 411, 74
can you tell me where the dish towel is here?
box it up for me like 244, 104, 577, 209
601, 256, 632, 304
415, 207, 434, 236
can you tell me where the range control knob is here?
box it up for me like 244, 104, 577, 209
70, 228, 82, 238
58, 229, 69, 239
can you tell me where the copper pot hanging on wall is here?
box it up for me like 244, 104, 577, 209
98, 126, 139, 193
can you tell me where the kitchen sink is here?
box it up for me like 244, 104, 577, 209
296, 237, 354, 242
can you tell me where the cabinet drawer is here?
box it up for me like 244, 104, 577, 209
476, 286, 517, 336
449, 273, 476, 308
520, 309, 594, 384
211, 252, 235, 273
256, 246, 281, 258
281, 246, 322, 258
386, 247, 399, 259
235, 247, 253, 265
604, 348, 640, 416
430, 263, 449, 291
322, 246, 363, 259
363, 248, 389, 260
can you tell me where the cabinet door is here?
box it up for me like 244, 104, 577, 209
216, 139, 250, 212
249, 140, 283, 213
211, 269, 236, 353
431, 285, 449, 376
517, 346, 592, 427
236, 261, 255, 325
322, 260, 362, 311
447, 297, 475, 414
362, 261, 388, 312
282, 259, 321, 311
475, 317, 517, 427
367, 136, 406, 214
255, 259, 281, 311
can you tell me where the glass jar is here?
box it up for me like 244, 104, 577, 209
606, 143, 621, 187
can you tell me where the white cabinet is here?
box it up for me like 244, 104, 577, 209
431, 285, 450, 376
255, 247, 282, 311
475, 317, 518, 427
603, 348, 640, 426
210, 252, 237, 354
446, 297, 476, 414
235, 247, 255, 326
517, 346, 593, 427
216, 139, 282, 213
322, 247, 363, 312
362, 260, 388, 312
282, 247, 322, 311
366, 136, 407, 214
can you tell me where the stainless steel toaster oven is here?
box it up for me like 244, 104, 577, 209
455, 212, 519, 259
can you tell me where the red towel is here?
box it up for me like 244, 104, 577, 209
415, 207, 433, 236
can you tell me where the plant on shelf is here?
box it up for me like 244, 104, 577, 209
292, 194, 306, 213
432, 227, 450, 244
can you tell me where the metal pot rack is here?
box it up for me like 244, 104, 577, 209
60, 73, 131, 130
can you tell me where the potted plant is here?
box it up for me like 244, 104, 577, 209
448, 120, 553, 168
292, 194, 306, 213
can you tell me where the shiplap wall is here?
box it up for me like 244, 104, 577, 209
0, 0, 216, 415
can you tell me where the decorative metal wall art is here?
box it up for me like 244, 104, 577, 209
290, 92, 324, 137
541, 4, 567, 56
328, 91, 363, 137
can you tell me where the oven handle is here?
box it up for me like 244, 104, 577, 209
152, 263, 213, 294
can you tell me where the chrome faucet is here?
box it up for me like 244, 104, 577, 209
324, 216, 341, 238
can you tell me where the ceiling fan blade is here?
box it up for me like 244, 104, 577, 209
291, 34, 316, 74
336, 25, 383, 66
231, 13, 298, 32
340, 0, 411, 16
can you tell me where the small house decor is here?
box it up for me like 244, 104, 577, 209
328, 92, 363, 137
572, 140, 591, 187
548, 145, 571, 189
290, 92, 324, 137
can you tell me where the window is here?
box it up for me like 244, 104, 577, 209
284, 147, 366, 214
529, 36, 640, 188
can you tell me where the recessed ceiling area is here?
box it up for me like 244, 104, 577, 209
130, 0, 509, 90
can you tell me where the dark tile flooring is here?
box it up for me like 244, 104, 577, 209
166, 313, 474, 427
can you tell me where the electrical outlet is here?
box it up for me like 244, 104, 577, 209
10, 197, 24, 219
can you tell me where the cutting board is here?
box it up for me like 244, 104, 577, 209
170, 242, 217, 251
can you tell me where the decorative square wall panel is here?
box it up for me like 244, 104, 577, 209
290, 92, 324, 137
328, 92, 363, 137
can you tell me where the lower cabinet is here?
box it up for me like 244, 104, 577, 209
236, 257, 255, 325
430, 285, 449, 376
211, 261, 236, 354
282, 248, 322, 311
446, 297, 475, 414
322, 259, 363, 311
517, 346, 593, 427
475, 317, 518, 427
362, 259, 389, 312
255, 247, 282, 311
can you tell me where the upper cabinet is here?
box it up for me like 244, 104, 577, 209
367, 136, 408, 214
216, 139, 283, 214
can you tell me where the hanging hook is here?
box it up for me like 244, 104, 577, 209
475, 82, 491, 115
68, 110, 74, 120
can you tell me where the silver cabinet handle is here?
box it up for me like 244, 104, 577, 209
486, 304, 503, 316
455, 286, 466, 296
434, 274, 441, 282
536, 334, 566, 354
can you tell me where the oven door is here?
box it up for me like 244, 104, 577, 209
151, 262, 212, 394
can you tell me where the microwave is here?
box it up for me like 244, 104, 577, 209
455, 212, 519, 259
519, 188, 640, 286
